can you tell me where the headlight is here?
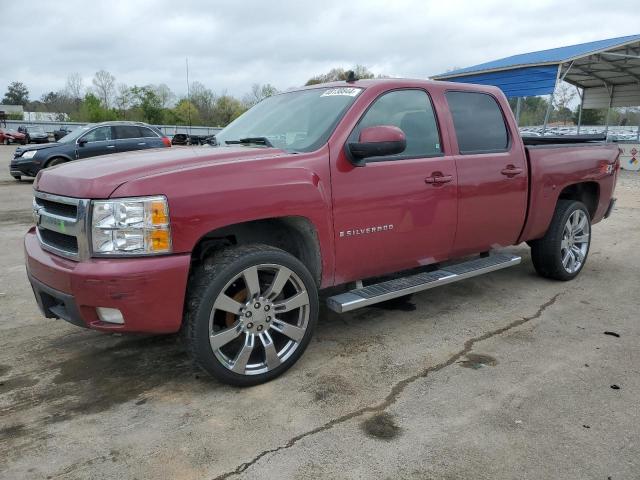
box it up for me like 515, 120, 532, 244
91, 196, 171, 255
21, 150, 37, 159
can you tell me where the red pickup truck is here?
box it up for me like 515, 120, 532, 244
25, 79, 619, 385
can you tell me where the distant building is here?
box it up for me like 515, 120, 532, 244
0, 104, 24, 115
23, 111, 69, 122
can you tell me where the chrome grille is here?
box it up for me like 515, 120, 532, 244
33, 191, 90, 261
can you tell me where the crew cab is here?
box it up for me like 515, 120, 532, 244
24, 79, 620, 386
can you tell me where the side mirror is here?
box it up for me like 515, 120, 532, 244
77, 138, 88, 146
346, 125, 406, 166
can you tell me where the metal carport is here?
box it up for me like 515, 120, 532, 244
432, 34, 640, 139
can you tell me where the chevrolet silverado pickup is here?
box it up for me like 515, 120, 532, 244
25, 78, 620, 386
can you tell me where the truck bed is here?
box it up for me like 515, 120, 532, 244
518, 141, 620, 243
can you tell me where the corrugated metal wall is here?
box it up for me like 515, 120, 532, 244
440, 65, 559, 98
583, 84, 640, 109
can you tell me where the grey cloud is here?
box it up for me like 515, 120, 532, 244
2, 0, 639, 100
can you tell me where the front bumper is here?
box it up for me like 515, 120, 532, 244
25, 228, 191, 333
10, 157, 41, 177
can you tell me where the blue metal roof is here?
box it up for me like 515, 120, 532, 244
434, 34, 640, 79
444, 65, 559, 97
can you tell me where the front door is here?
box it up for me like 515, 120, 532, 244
445, 91, 528, 256
76, 126, 116, 159
331, 89, 458, 284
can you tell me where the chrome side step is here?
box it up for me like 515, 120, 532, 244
326, 253, 521, 313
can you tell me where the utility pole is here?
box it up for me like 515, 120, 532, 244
186, 58, 192, 137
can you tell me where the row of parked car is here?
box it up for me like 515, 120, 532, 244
1, 124, 218, 146
9, 121, 182, 180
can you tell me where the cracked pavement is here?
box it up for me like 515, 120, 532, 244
1, 145, 638, 479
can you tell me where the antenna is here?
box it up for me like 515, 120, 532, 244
186, 57, 192, 137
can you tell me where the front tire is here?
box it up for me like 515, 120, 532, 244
46, 157, 65, 168
185, 244, 318, 386
530, 200, 591, 281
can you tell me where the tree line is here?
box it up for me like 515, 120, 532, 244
5, 67, 636, 128
0, 65, 377, 127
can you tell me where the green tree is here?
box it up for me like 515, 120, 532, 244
573, 108, 604, 125
130, 86, 164, 124
2, 81, 29, 105
212, 95, 246, 126
168, 99, 201, 125
74, 93, 117, 122
305, 65, 375, 85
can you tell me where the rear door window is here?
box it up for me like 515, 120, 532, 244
115, 126, 141, 139
139, 127, 159, 138
445, 91, 509, 154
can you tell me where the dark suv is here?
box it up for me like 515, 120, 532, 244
10, 121, 171, 180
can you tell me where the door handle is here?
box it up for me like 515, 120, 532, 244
425, 173, 453, 184
501, 165, 523, 177
106, 145, 115, 149
138, 142, 146, 146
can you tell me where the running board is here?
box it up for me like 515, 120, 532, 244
326, 253, 521, 313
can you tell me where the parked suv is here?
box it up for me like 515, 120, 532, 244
10, 121, 171, 180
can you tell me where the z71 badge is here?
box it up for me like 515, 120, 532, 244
339, 224, 394, 238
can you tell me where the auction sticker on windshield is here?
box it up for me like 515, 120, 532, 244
320, 87, 361, 97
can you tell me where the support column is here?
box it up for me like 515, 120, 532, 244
604, 86, 614, 137
576, 87, 584, 134
515, 97, 522, 126
542, 93, 554, 135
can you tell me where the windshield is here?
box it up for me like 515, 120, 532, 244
29, 126, 45, 134
57, 124, 94, 143
215, 86, 363, 152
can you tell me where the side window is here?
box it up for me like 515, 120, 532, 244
350, 89, 441, 159
115, 126, 141, 139
445, 92, 509, 154
139, 127, 159, 138
82, 126, 112, 143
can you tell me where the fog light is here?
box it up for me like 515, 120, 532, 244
96, 307, 124, 324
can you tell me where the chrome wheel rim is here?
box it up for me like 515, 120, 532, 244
208, 264, 310, 376
561, 210, 590, 274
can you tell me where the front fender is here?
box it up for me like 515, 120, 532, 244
110, 149, 335, 285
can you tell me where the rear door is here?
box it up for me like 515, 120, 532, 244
114, 125, 144, 152
138, 126, 164, 148
445, 91, 528, 256
76, 126, 116, 158
331, 88, 458, 284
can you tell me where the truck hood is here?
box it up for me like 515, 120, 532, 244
35, 146, 288, 198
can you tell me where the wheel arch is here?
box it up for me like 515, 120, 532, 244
557, 181, 599, 219
45, 154, 74, 167
190, 216, 323, 287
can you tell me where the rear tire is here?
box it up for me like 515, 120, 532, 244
185, 244, 318, 386
530, 200, 591, 281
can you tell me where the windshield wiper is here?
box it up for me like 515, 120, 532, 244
224, 137, 273, 147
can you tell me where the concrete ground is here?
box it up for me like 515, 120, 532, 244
0, 144, 638, 480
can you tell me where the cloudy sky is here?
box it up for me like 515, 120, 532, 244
3, 0, 640, 101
